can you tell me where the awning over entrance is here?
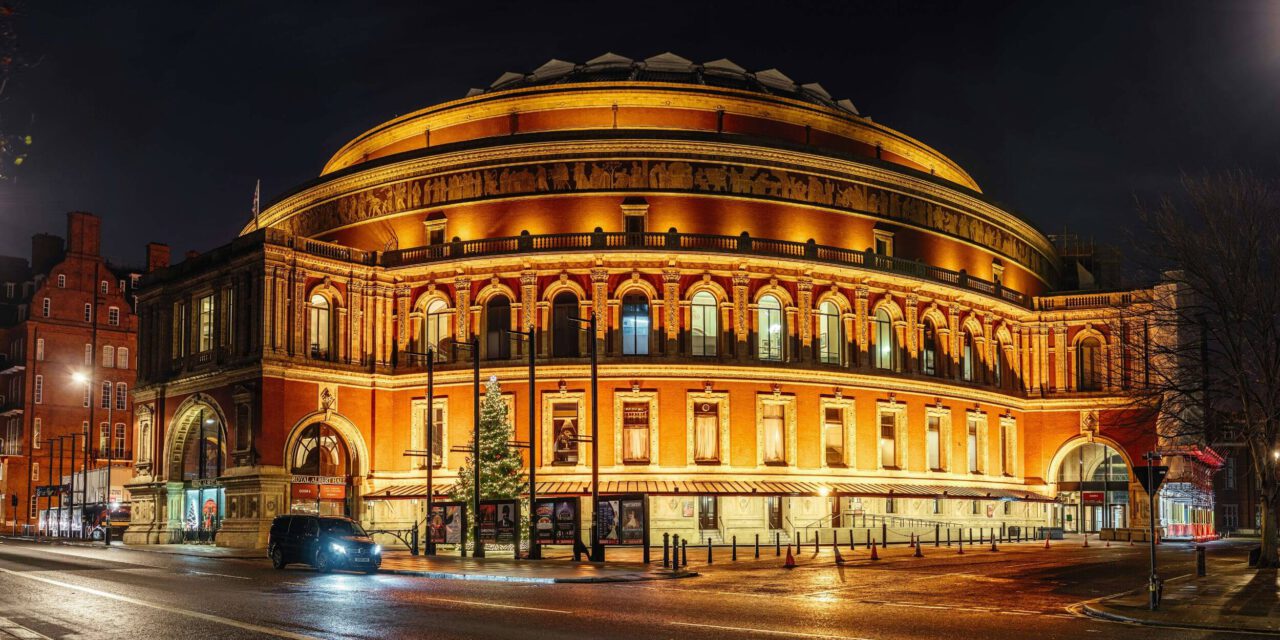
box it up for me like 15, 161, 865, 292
364, 480, 1054, 502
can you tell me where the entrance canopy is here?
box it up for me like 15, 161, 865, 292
365, 480, 1054, 502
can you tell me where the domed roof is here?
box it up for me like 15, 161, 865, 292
466, 52, 862, 116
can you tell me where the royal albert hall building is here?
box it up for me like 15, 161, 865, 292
123, 53, 1218, 549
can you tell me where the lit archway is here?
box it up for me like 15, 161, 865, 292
1048, 437, 1133, 534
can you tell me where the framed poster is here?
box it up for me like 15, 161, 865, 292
428, 502, 465, 544
533, 497, 579, 544
597, 494, 648, 546
478, 499, 521, 545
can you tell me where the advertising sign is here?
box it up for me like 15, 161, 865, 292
291, 484, 319, 500
318, 484, 347, 500
532, 497, 579, 544
478, 499, 520, 545
1081, 491, 1105, 505
596, 494, 647, 546
428, 502, 465, 545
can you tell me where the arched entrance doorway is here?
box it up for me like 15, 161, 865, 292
171, 404, 228, 543
288, 423, 354, 517
1051, 439, 1131, 533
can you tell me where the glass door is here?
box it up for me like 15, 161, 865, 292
698, 496, 718, 530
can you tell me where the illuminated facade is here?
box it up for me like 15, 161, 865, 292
124, 53, 1194, 549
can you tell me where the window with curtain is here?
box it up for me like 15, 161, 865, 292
762, 403, 786, 464
873, 308, 895, 370
307, 294, 331, 359
115, 383, 127, 410
117, 347, 129, 369
429, 403, 445, 468
960, 331, 975, 381
757, 295, 783, 361
423, 299, 452, 359
198, 294, 215, 352
878, 412, 897, 468
552, 402, 579, 464
99, 381, 111, 409
690, 291, 718, 356
622, 402, 650, 463
824, 406, 844, 465
551, 292, 579, 358
1077, 337, 1102, 390
103, 345, 115, 368
484, 296, 511, 360
816, 301, 840, 365
926, 415, 941, 470
114, 423, 126, 457
693, 401, 719, 463
921, 322, 938, 376
967, 417, 981, 473
621, 293, 650, 355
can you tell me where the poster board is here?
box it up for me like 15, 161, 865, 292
532, 497, 580, 545
428, 501, 466, 545
596, 494, 647, 546
478, 499, 521, 546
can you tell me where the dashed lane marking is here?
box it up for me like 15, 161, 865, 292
0, 568, 322, 640
411, 596, 571, 614
187, 570, 252, 580
0, 617, 51, 640
670, 621, 876, 639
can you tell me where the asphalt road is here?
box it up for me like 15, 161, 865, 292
0, 536, 1260, 639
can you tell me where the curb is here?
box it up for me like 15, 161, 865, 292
1078, 602, 1280, 636
379, 568, 698, 584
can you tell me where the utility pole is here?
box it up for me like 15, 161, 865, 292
451, 338, 483, 558
568, 312, 603, 562
503, 327, 539, 559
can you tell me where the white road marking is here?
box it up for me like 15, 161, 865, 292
188, 570, 251, 580
0, 617, 52, 640
412, 595, 571, 614
671, 621, 876, 639
0, 568, 321, 640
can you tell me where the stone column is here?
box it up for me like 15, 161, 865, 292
1054, 323, 1067, 393
854, 285, 869, 366
796, 277, 813, 363
732, 270, 751, 361
663, 268, 680, 354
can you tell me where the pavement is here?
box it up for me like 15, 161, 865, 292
1082, 561, 1280, 633
0, 534, 1267, 639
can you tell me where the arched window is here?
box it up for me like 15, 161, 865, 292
485, 296, 512, 360
117, 347, 129, 370
873, 308, 896, 370
920, 321, 939, 376
960, 330, 976, 382
307, 294, 331, 359
291, 423, 350, 477
994, 341, 1007, 388
1077, 337, 1102, 391
422, 299, 452, 359
551, 292, 580, 358
690, 291, 718, 357
181, 417, 226, 481
816, 300, 841, 365
621, 293, 650, 355
757, 295, 783, 362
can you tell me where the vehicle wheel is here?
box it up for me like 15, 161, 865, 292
314, 551, 333, 573
270, 547, 287, 570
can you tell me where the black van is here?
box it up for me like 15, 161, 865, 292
268, 515, 382, 574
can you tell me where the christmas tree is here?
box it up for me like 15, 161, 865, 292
450, 376, 527, 518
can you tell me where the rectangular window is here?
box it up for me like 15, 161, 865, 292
1000, 421, 1013, 476
117, 347, 129, 369
173, 301, 188, 357
115, 383, 127, 410
926, 415, 941, 471
33, 375, 42, 404
932, 498, 941, 514
878, 412, 897, 469
82, 383, 90, 408
621, 401, 650, 463
100, 381, 111, 409
32, 462, 38, 481
32, 418, 40, 448
552, 402, 579, 465
762, 403, 786, 464
41, 298, 49, 317
99, 422, 108, 454
690, 294, 718, 357
693, 401, 720, 463
198, 294, 215, 352
35, 338, 44, 361
972, 500, 980, 515
99, 280, 108, 295
114, 423, 126, 457
430, 405, 444, 468
84, 343, 92, 366
885, 497, 896, 514
103, 345, 114, 367
873, 230, 894, 257
1223, 504, 1238, 529
824, 406, 845, 466
83, 303, 92, 322
967, 417, 982, 474
1225, 457, 1236, 490
108, 307, 120, 326
56, 274, 65, 288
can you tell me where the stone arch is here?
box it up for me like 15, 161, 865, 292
163, 392, 230, 482
959, 313, 984, 343
613, 274, 659, 301
411, 287, 453, 313
283, 410, 371, 479
683, 277, 728, 303
541, 276, 588, 302
473, 281, 517, 306
870, 295, 903, 322
814, 288, 852, 314
1045, 434, 1135, 485
308, 280, 345, 309
1072, 325, 1107, 347
752, 282, 794, 307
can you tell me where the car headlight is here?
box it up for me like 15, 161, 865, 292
330, 542, 347, 554
372, 545, 382, 555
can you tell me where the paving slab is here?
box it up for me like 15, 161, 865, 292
1082, 565, 1280, 633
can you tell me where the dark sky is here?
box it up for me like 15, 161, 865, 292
1, 0, 1277, 267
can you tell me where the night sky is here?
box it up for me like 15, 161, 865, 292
0, 0, 1276, 267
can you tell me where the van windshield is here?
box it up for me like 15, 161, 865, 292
320, 519, 367, 537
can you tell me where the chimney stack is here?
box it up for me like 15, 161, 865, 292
146, 243, 170, 272
66, 211, 101, 256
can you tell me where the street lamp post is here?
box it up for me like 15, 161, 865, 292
1144, 451, 1161, 610
452, 337, 483, 558
73, 371, 113, 546
502, 327, 539, 560
568, 312, 603, 562
400, 347, 437, 555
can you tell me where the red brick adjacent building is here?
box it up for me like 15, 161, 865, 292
0, 212, 151, 533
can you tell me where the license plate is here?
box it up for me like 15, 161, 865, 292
354, 557, 370, 563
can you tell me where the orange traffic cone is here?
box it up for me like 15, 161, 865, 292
1105, 539, 1111, 548
1044, 533, 1051, 549
914, 540, 924, 558
834, 545, 846, 565
784, 547, 797, 569
990, 537, 998, 552
870, 541, 880, 561
1083, 534, 1089, 548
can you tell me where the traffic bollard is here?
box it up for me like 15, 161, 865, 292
663, 533, 670, 568
776, 532, 781, 556
849, 529, 856, 551
1196, 545, 1206, 577
682, 539, 688, 567
755, 533, 760, 559
814, 530, 819, 553
881, 523, 888, 548
935, 524, 940, 547
947, 528, 952, 547
732, 535, 738, 561
707, 538, 713, 564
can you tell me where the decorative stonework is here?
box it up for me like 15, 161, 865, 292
662, 269, 681, 341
